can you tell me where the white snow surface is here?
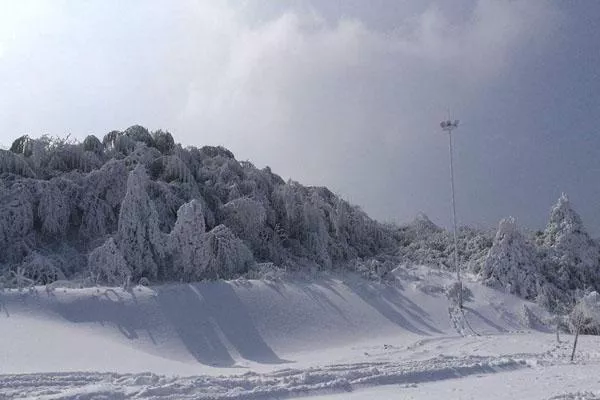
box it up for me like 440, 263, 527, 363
1, 266, 599, 399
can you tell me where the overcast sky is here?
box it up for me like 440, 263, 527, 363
1, 1, 599, 235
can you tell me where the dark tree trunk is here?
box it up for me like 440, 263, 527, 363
570, 326, 580, 362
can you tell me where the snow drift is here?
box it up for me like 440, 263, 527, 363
0, 267, 547, 376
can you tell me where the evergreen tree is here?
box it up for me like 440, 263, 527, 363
540, 194, 600, 291
480, 217, 543, 300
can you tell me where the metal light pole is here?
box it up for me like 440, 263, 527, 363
440, 119, 462, 309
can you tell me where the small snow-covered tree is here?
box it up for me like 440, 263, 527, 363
102, 130, 122, 150
220, 197, 266, 250
411, 212, 444, 240
88, 237, 131, 287
10, 135, 32, 155
274, 183, 327, 265
112, 134, 135, 156
148, 180, 187, 232
83, 135, 103, 155
446, 280, 473, 306
149, 155, 194, 184
169, 199, 206, 280
78, 193, 116, 240
201, 224, 254, 279
0, 185, 35, 263
7, 266, 34, 291
152, 130, 175, 154
480, 217, 543, 299
85, 160, 128, 209
302, 199, 331, 268
19, 251, 65, 284
569, 291, 600, 361
0, 149, 36, 177
540, 194, 600, 292
116, 165, 166, 281
124, 125, 154, 148
37, 179, 72, 237
124, 143, 161, 170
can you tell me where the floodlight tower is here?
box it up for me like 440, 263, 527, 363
440, 118, 462, 309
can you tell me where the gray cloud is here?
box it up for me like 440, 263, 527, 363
0, 0, 564, 230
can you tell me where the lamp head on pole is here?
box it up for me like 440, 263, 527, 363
440, 119, 459, 132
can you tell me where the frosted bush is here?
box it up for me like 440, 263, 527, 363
7, 266, 34, 291
244, 262, 287, 281
445, 281, 473, 306
569, 291, 600, 360
88, 237, 131, 287
19, 252, 66, 284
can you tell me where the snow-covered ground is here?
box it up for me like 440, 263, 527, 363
1, 266, 598, 399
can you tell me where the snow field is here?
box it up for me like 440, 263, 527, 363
1, 266, 587, 399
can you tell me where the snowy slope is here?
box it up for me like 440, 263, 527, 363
0, 266, 542, 373
3, 265, 594, 399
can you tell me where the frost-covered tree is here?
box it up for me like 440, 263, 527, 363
411, 212, 444, 240
0, 184, 35, 263
169, 200, 207, 280
0, 149, 36, 177
7, 266, 34, 291
148, 180, 188, 233
569, 291, 600, 361
201, 225, 254, 279
124, 125, 154, 148
152, 130, 175, 154
16, 135, 90, 176
149, 155, 194, 184
37, 179, 72, 237
480, 217, 544, 300
102, 130, 122, 150
83, 135, 103, 155
84, 160, 128, 209
10, 135, 32, 155
78, 192, 116, 240
540, 194, 600, 292
110, 132, 136, 156
115, 165, 166, 281
88, 237, 131, 287
220, 197, 266, 252
19, 251, 65, 285
124, 143, 161, 170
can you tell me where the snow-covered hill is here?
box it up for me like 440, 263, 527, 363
6, 266, 597, 399
2, 129, 600, 314
0, 128, 397, 288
